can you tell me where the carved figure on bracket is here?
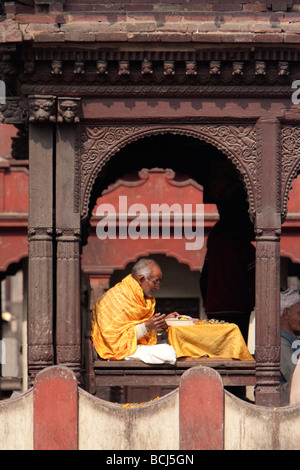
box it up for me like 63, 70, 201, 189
0, 58, 17, 78
24, 61, 35, 74
185, 61, 197, 76
118, 61, 130, 75
96, 60, 108, 75
0, 98, 27, 124
51, 60, 62, 75
141, 59, 153, 75
232, 61, 244, 76
209, 61, 221, 75
58, 97, 80, 123
164, 61, 175, 76
74, 60, 85, 74
278, 61, 289, 76
28, 95, 56, 123
255, 61, 266, 75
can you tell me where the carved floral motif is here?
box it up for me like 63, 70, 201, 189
281, 126, 300, 219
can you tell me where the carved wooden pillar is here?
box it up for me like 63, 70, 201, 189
255, 117, 281, 406
89, 274, 111, 308
28, 96, 56, 381
55, 98, 81, 378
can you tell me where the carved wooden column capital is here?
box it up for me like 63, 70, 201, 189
57, 97, 81, 124
28, 95, 56, 124
56, 228, 81, 260
28, 227, 53, 259
27, 96, 81, 126
255, 227, 281, 241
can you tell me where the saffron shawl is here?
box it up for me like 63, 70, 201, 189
91, 274, 157, 360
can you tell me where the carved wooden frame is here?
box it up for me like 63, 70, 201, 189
80, 123, 257, 222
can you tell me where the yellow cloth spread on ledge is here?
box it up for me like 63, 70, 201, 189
167, 323, 254, 361
91, 274, 157, 360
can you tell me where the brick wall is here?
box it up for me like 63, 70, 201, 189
63, 1, 299, 13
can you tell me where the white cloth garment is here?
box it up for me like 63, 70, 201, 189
125, 343, 177, 365
136, 323, 148, 340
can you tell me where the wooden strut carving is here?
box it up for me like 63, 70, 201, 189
79, 123, 257, 222
281, 125, 300, 221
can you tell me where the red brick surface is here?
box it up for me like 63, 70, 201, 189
4, 2, 300, 45
179, 367, 224, 450
33, 366, 78, 450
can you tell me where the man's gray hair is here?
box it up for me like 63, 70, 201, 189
280, 286, 300, 316
132, 258, 159, 280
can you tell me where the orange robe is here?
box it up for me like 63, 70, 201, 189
91, 274, 157, 360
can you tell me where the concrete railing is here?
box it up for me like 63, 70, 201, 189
1, 365, 300, 450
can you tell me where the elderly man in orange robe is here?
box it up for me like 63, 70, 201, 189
91, 258, 178, 364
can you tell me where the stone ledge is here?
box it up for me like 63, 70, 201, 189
13, 25, 300, 44
3, 13, 300, 44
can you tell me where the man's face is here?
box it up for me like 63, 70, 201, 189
285, 301, 300, 336
139, 265, 162, 298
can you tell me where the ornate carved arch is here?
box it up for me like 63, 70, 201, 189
281, 125, 300, 221
80, 124, 257, 221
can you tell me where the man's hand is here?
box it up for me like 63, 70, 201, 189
145, 313, 167, 332
145, 311, 180, 331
